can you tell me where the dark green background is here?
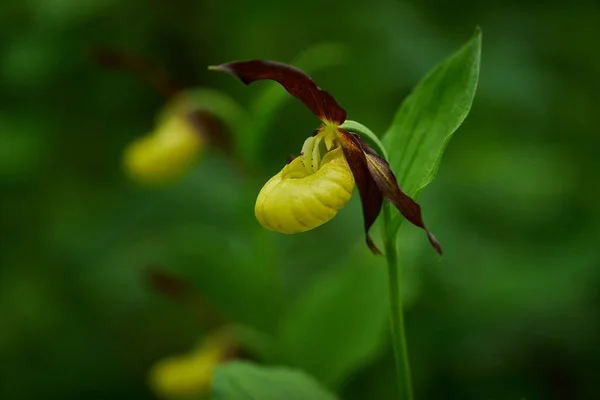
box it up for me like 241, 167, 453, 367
1, 0, 598, 399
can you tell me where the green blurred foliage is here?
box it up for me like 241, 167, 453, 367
0, 0, 598, 399
213, 361, 337, 400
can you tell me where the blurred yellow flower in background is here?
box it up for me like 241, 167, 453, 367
123, 99, 203, 187
148, 331, 233, 399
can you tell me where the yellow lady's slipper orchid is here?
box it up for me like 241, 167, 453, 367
255, 128, 355, 233
148, 332, 233, 399
123, 101, 203, 187
211, 60, 442, 254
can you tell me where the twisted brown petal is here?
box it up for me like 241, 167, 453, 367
356, 136, 443, 255
338, 129, 383, 254
210, 60, 346, 125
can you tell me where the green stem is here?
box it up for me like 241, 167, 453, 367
383, 203, 414, 400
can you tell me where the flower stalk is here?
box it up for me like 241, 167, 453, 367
383, 203, 413, 400
350, 121, 415, 399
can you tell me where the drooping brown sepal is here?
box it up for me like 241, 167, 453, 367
210, 60, 346, 125
356, 137, 443, 255
338, 129, 383, 254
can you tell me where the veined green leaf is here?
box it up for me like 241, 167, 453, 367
383, 29, 481, 235
212, 361, 336, 400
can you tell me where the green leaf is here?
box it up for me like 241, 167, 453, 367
228, 324, 275, 362
383, 29, 481, 234
212, 361, 337, 400
277, 264, 388, 388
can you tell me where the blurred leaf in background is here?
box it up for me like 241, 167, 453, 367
277, 262, 389, 388
213, 361, 336, 400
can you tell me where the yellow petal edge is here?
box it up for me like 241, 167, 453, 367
255, 143, 355, 233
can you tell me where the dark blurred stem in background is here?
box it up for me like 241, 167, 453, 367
383, 203, 414, 400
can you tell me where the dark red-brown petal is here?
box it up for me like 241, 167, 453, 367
92, 48, 182, 99
144, 267, 194, 301
186, 109, 233, 153
210, 60, 346, 125
355, 136, 443, 255
144, 266, 226, 328
338, 129, 383, 254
